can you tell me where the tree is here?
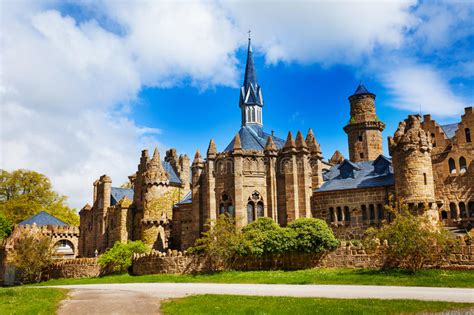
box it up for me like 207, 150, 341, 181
0, 169, 79, 225
98, 241, 148, 274
241, 217, 294, 256
0, 214, 13, 240
7, 229, 53, 283
286, 218, 339, 253
364, 202, 457, 272
190, 214, 245, 271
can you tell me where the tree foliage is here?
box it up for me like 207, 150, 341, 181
0, 214, 13, 240
98, 241, 148, 274
0, 169, 79, 225
7, 230, 53, 283
286, 218, 340, 253
364, 202, 457, 272
241, 217, 294, 256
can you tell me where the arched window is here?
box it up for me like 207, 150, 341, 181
449, 202, 458, 219
441, 211, 448, 220
344, 206, 350, 223
448, 158, 456, 174
247, 202, 255, 223
361, 205, 368, 222
252, 107, 256, 122
469, 201, 474, 218
459, 202, 467, 218
459, 157, 467, 173
220, 193, 234, 217
369, 204, 375, 221
256, 202, 264, 218
219, 203, 225, 215
377, 204, 384, 221
465, 128, 471, 143
54, 240, 75, 257
329, 207, 335, 222
336, 207, 342, 221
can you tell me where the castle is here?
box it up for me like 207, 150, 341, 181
78, 39, 473, 256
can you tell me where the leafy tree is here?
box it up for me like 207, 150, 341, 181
7, 230, 53, 283
0, 169, 79, 225
98, 241, 148, 274
241, 217, 294, 256
0, 214, 13, 240
364, 202, 457, 272
287, 218, 339, 253
190, 214, 245, 271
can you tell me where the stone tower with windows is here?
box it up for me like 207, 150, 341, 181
344, 84, 385, 162
388, 115, 437, 216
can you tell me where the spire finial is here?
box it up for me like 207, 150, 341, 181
248, 29, 251, 41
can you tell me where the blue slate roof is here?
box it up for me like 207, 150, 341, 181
351, 83, 374, 96
162, 160, 182, 185
18, 211, 68, 226
111, 187, 134, 206
224, 125, 286, 151
441, 123, 458, 139
243, 39, 258, 90
175, 191, 192, 205
316, 155, 394, 192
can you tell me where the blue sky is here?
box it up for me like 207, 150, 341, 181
1, 0, 473, 209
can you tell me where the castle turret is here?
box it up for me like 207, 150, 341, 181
389, 115, 436, 214
306, 128, 324, 189
344, 84, 385, 162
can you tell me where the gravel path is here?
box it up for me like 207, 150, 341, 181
50, 283, 474, 315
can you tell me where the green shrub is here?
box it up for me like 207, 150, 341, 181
98, 241, 148, 274
365, 202, 457, 272
287, 218, 339, 253
241, 217, 294, 256
0, 214, 12, 240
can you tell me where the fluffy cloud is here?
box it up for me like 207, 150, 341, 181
1, 0, 471, 209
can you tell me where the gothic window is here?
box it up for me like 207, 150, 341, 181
361, 205, 368, 222
336, 207, 342, 222
459, 157, 467, 173
219, 203, 225, 215
247, 202, 255, 223
219, 193, 234, 217
466, 128, 471, 143
377, 204, 384, 221
344, 206, 350, 223
449, 202, 458, 219
441, 211, 448, 220
448, 158, 456, 174
459, 202, 467, 218
257, 202, 264, 218
469, 201, 474, 218
369, 204, 375, 221
252, 107, 256, 122
329, 207, 335, 222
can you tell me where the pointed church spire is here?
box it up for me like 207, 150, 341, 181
284, 131, 296, 150
207, 139, 217, 157
233, 133, 242, 150
151, 147, 160, 163
264, 136, 277, 152
243, 35, 257, 89
306, 128, 322, 155
295, 131, 308, 149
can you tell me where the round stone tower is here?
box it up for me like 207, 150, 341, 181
344, 84, 385, 162
388, 115, 437, 215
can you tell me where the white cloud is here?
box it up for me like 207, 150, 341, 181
383, 64, 466, 117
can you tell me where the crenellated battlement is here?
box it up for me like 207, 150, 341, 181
389, 115, 432, 155
14, 224, 79, 237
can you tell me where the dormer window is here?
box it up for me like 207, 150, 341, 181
373, 155, 392, 175
339, 160, 360, 179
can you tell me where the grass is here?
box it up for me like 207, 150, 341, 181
35, 268, 474, 288
0, 287, 67, 315
160, 294, 474, 315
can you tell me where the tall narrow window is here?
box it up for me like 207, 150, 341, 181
246, 108, 250, 122
459, 202, 467, 218
448, 158, 456, 174
431, 133, 436, 147
247, 202, 255, 223
469, 201, 474, 218
361, 205, 368, 222
252, 107, 256, 122
256, 202, 264, 218
369, 204, 375, 221
219, 203, 225, 215
329, 207, 334, 222
344, 206, 350, 223
459, 157, 467, 173
358, 133, 363, 141
336, 207, 343, 222
449, 202, 458, 219
466, 128, 471, 143
423, 173, 427, 185
377, 204, 384, 221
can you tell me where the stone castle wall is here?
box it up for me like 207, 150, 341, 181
43, 258, 101, 280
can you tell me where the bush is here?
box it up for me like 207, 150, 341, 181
190, 214, 245, 271
241, 217, 294, 256
7, 231, 52, 283
286, 218, 340, 253
365, 202, 457, 272
0, 214, 12, 240
98, 241, 148, 274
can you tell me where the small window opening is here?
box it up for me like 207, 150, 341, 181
466, 128, 471, 143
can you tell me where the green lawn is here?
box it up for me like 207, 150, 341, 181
160, 295, 474, 315
0, 287, 66, 315
35, 268, 474, 288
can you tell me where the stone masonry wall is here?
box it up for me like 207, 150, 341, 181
43, 258, 101, 280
